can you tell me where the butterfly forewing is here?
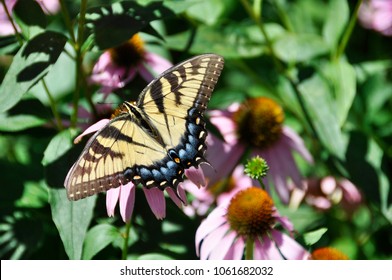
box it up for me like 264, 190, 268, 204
65, 54, 224, 200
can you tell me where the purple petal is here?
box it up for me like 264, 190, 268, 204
202, 134, 245, 186
185, 167, 207, 188
259, 235, 284, 260
199, 223, 230, 260
208, 230, 237, 260
74, 119, 110, 144
166, 186, 187, 208
119, 183, 136, 222
106, 187, 120, 217
224, 236, 245, 260
282, 126, 313, 163
195, 207, 227, 255
253, 237, 268, 260
143, 187, 166, 220
139, 52, 173, 82
271, 229, 310, 260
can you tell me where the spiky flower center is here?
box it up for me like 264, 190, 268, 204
311, 247, 349, 260
227, 187, 275, 237
109, 34, 145, 67
234, 97, 284, 149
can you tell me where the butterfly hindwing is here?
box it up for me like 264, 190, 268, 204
65, 54, 224, 200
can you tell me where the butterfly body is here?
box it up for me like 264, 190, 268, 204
65, 54, 224, 201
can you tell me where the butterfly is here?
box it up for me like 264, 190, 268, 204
64, 54, 224, 201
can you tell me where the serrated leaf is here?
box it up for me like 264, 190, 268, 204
303, 228, 328, 246
0, 31, 67, 113
42, 129, 74, 166
274, 34, 329, 63
85, 1, 174, 49
49, 188, 97, 260
299, 74, 346, 158
322, 0, 349, 50
82, 224, 119, 260
0, 114, 46, 132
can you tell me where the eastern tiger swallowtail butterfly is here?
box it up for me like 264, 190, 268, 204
65, 54, 224, 201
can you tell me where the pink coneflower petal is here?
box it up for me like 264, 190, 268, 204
119, 183, 136, 222
275, 139, 304, 189
106, 187, 120, 217
208, 230, 237, 260
203, 134, 245, 185
340, 179, 361, 203
271, 229, 310, 260
273, 214, 294, 232
74, 119, 110, 144
199, 223, 230, 260
185, 167, 207, 188
223, 236, 245, 260
282, 126, 314, 163
143, 187, 166, 220
139, 52, 173, 81
166, 185, 187, 208
254, 235, 283, 260
195, 207, 227, 255
209, 108, 239, 145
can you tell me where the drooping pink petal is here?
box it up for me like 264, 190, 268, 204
119, 183, 136, 222
273, 213, 294, 232
271, 229, 310, 260
195, 207, 227, 256
106, 187, 121, 217
139, 52, 173, 82
253, 237, 268, 260
274, 137, 304, 190
261, 146, 290, 204
282, 126, 313, 163
166, 186, 187, 208
185, 167, 207, 188
199, 223, 230, 260
143, 187, 166, 220
208, 105, 240, 145
203, 134, 245, 186
260, 235, 284, 260
208, 230, 237, 260
74, 119, 110, 144
223, 236, 245, 260
339, 179, 362, 204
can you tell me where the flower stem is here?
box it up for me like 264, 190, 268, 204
71, 0, 88, 127
59, 0, 76, 43
245, 237, 254, 260
122, 220, 132, 260
333, 0, 363, 60
42, 79, 64, 131
0, 0, 23, 46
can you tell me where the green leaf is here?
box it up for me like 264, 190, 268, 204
49, 188, 97, 260
166, 23, 284, 58
185, 0, 235, 25
13, 0, 46, 39
322, 0, 349, 50
42, 129, 74, 166
274, 34, 329, 63
303, 228, 328, 246
82, 224, 119, 260
0, 114, 46, 132
319, 59, 356, 126
299, 74, 346, 158
85, 1, 174, 49
0, 31, 67, 113
137, 253, 174, 260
